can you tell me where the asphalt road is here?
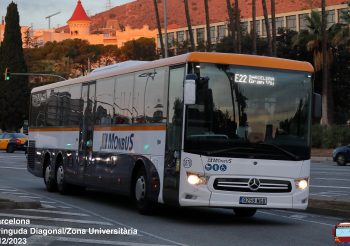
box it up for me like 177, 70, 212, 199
0, 151, 348, 246
310, 160, 350, 200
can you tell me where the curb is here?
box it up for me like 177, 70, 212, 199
306, 198, 350, 219
311, 156, 333, 162
0, 194, 41, 210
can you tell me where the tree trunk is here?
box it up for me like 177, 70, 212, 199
226, 0, 236, 52
252, 0, 257, 55
204, 0, 211, 52
234, 0, 241, 53
271, 0, 276, 56
153, 0, 165, 57
321, 0, 333, 125
262, 0, 272, 56
184, 0, 195, 51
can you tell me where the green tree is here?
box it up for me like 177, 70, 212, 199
0, 2, 29, 131
121, 38, 157, 61
293, 11, 349, 125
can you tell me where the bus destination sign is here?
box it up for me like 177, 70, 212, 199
234, 73, 275, 86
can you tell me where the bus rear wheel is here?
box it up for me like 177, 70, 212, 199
233, 208, 257, 217
134, 167, 154, 215
44, 161, 57, 192
56, 162, 70, 194
6, 144, 15, 153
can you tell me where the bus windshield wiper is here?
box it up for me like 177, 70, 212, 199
206, 146, 255, 156
257, 142, 300, 161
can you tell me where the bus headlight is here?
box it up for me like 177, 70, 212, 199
295, 178, 308, 190
187, 172, 207, 185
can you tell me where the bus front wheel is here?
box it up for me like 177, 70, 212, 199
133, 167, 154, 215
233, 208, 257, 217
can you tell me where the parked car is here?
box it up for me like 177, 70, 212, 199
0, 133, 28, 153
333, 145, 350, 166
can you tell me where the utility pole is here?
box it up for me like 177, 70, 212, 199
106, 0, 112, 10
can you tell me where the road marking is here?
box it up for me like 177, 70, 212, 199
17, 209, 91, 217
0, 213, 113, 226
41, 204, 56, 209
27, 236, 172, 246
19, 195, 40, 199
258, 211, 334, 226
311, 185, 350, 189
12, 189, 188, 246
0, 188, 17, 191
40, 201, 56, 204
312, 178, 350, 181
0, 166, 26, 170
58, 206, 72, 209
1, 192, 28, 195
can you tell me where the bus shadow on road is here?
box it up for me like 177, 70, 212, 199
57, 188, 293, 226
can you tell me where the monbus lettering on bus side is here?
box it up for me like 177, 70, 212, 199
101, 133, 134, 151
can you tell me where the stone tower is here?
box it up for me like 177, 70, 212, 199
67, 0, 91, 36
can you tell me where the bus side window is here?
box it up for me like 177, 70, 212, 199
114, 74, 133, 125
95, 78, 115, 126
145, 67, 167, 124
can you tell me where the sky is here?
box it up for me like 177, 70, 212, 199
0, 0, 135, 29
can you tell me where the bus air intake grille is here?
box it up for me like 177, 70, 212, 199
213, 178, 292, 193
27, 140, 36, 170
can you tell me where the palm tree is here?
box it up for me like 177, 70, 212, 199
321, 0, 330, 125
226, 0, 236, 52
271, 0, 276, 56
293, 11, 348, 125
234, 0, 241, 53
184, 0, 195, 51
204, 0, 211, 51
262, 0, 272, 56
153, 0, 165, 57
252, 0, 257, 54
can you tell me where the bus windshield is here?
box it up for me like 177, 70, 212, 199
184, 63, 312, 161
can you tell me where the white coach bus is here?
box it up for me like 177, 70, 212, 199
27, 52, 319, 216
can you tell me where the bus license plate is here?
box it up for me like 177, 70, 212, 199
239, 197, 267, 205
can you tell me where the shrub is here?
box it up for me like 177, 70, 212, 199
312, 124, 350, 148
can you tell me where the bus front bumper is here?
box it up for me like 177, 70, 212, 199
179, 188, 309, 210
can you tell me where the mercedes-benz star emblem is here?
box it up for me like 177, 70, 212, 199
248, 178, 260, 191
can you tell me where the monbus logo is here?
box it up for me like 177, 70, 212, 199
101, 133, 134, 151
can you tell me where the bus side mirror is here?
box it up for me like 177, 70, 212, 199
312, 93, 322, 119
184, 74, 197, 105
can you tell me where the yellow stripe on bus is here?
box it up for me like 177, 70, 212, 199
187, 52, 314, 73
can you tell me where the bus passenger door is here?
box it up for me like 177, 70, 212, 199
163, 66, 185, 205
78, 82, 96, 186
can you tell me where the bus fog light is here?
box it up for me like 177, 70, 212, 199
187, 172, 206, 185
295, 178, 308, 190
